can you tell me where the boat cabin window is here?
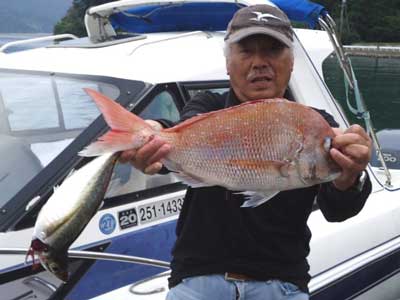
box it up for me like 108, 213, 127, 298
105, 90, 180, 199
0, 70, 119, 208
140, 91, 180, 122
187, 87, 229, 98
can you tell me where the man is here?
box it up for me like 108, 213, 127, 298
120, 4, 372, 300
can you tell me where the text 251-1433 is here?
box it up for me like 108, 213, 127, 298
138, 197, 184, 225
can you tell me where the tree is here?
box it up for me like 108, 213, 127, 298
54, 0, 114, 36
316, 0, 400, 43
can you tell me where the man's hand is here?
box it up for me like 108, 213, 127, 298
119, 120, 171, 175
330, 124, 372, 191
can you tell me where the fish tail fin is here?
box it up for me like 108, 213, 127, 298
80, 88, 154, 157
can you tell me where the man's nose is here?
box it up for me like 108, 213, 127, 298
252, 50, 270, 69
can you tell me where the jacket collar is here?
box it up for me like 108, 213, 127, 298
224, 87, 293, 108
224, 88, 242, 108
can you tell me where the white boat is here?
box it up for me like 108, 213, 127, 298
0, 0, 399, 299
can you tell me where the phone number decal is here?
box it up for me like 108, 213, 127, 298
138, 197, 183, 225
118, 197, 183, 229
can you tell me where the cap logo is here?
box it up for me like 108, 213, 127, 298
250, 12, 282, 23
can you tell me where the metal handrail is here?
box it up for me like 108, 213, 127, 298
129, 31, 212, 55
23, 276, 58, 293
318, 17, 354, 89
129, 271, 171, 295
318, 14, 392, 186
0, 248, 170, 269
0, 34, 78, 53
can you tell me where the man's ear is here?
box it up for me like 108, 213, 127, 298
290, 52, 294, 72
226, 58, 230, 75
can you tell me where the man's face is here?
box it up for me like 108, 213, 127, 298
226, 34, 294, 102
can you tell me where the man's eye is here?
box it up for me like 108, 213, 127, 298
268, 44, 285, 54
239, 48, 252, 56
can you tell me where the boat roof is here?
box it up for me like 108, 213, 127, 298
0, 0, 332, 84
85, 0, 326, 39
0, 29, 332, 84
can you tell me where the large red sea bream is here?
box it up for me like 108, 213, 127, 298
82, 88, 341, 207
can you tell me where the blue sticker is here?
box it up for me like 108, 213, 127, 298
99, 213, 116, 235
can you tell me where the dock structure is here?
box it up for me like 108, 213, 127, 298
344, 45, 400, 58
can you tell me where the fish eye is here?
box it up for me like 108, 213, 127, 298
323, 137, 332, 152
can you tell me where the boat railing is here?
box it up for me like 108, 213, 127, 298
0, 247, 170, 296
344, 45, 400, 58
318, 14, 392, 187
0, 247, 170, 269
0, 34, 79, 53
129, 31, 213, 55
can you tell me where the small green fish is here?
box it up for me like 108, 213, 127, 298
27, 152, 119, 281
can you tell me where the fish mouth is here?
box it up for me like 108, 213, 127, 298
36, 249, 69, 282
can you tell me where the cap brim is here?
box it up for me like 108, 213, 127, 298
226, 27, 292, 48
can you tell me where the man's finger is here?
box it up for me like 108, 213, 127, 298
135, 137, 166, 163
345, 124, 370, 141
331, 127, 343, 136
332, 133, 370, 149
147, 144, 171, 165
339, 144, 371, 164
119, 149, 137, 163
144, 162, 163, 175
330, 148, 356, 169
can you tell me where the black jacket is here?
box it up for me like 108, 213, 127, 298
159, 89, 371, 292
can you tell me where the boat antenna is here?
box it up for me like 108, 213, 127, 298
339, 0, 347, 41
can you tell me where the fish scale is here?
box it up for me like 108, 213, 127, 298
164, 103, 304, 189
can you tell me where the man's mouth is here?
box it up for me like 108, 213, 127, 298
250, 76, 271, 83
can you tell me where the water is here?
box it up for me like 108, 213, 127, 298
323, 55, 400, 131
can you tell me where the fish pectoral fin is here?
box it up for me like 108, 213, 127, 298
173, 172, 211, 188
239, 191, 280, 208
279, 162, 291, 177
162, 159, 183, 173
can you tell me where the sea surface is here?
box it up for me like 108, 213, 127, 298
1, 34, 399, 132
323, 55, 400, 132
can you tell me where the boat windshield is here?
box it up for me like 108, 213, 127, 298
0, 70, 120, 209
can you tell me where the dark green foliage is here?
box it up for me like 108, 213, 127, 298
54, 0, 114, 36
316, 0, 400, 44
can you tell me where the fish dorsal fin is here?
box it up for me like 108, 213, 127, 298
163, 98, 288, 133
163, 110, 222, 133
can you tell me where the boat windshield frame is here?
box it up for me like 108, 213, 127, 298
0, 69, 151, 232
